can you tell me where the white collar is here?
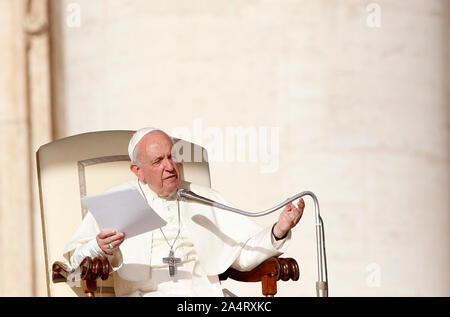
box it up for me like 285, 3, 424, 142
137, 179, 189, 202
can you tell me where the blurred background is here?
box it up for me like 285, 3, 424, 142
0, 0, 448, 296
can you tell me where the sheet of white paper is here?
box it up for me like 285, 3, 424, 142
81, 187, 167, 239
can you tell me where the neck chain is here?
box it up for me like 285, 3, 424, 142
137, 181, 181, 250
159, 198, 181, 251
137, 181, 182, 276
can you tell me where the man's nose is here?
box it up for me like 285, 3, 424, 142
162, 158, 175, 171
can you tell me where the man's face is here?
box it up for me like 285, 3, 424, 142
131, 131, 180, 196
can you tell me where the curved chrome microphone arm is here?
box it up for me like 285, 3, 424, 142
176, 188, 328, 297
178, 189, 319, 221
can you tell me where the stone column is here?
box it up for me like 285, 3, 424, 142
0, 0, 52, 296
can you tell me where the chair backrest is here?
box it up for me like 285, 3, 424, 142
37, 130, 211, 296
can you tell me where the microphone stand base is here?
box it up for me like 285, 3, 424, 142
316, 281, 328, 297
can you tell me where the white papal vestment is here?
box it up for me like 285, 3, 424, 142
63, 179, 291, 296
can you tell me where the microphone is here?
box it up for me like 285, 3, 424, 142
176, 188, 328, 297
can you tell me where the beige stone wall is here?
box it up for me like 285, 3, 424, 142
0, 0, 448, 296
0, 0, 52, 296
0, 0, 29, 297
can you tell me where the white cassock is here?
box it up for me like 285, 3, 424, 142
63, 179, 291, 297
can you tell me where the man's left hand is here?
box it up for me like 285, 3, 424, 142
273, 198, 304, 239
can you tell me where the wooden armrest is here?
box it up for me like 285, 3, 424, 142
52, 256, 111, 297
52, 261, 72, 283
219, 257, 299, 297
52, 256, 299, 297
79, 256, 111, 281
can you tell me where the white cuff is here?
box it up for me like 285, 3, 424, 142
90, 239, 116, 262
90, 239, 105, 255
271, 230, 291, 250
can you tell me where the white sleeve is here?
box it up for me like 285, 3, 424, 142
64, 211, 116, 270
230, 226, 291, 271
69, 239, 111, 269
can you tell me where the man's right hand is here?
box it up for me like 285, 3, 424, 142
96, 229, 125, 255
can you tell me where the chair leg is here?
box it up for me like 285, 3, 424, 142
261, 275, 277, 297
83, 279, 97, 297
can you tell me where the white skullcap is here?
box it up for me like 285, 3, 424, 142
128, 127, 160, 162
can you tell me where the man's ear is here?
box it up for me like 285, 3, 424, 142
130, 163, 145, 183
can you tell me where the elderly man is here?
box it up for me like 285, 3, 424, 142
63, 128, 304, 297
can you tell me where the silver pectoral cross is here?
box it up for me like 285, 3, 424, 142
162, 249, 181, 277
